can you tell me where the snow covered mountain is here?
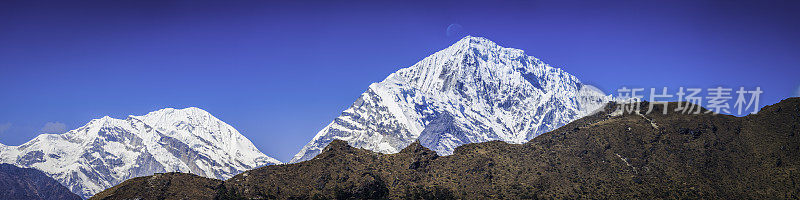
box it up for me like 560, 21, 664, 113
0, 107, 280, 199
291, 36, 610, 163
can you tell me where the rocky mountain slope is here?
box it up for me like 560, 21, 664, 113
94, 98, 800, 199
0, 107, 280, 198
91, 172, 222, 200
291, 36, 610, 163
0, 163, 82, 200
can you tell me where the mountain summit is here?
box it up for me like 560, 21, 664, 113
291, 36, 610, 163
0, 107, 280, 198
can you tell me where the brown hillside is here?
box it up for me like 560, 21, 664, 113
95, 98, 800, 199
90, 172, 222, 200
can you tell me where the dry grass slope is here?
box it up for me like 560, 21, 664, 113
94, 98, 800, 199
90, 172, 222, 200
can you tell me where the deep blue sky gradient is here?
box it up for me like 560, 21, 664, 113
1, 0, 799, 162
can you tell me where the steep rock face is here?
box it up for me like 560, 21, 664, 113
0, 107, 280, 198
291, 36, 609, 163
0, 163, 82, 200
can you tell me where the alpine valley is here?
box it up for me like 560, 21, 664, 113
0, 107, 281, 199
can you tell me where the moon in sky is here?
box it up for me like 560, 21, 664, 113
795, 84, 800, 97
446, 23, 463, 37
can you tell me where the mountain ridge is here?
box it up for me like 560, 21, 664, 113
0, 163, 82, 200
291, 35, 610, 163
0, 107, 280, 199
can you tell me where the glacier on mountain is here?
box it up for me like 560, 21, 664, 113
0, 107, 280, 199
291, 36, 610, 163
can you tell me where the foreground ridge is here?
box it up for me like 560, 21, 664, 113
94, 98, 800, 199
0, 163, 82, 200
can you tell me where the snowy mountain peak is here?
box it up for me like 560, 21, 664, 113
138, 107, 214, 125
291, 36, 610, 163
0, 107, 279, 198
454, 35, 495, 46
144, 107, 208, 116
90, 116, 115, 125
450, 36, 517, 56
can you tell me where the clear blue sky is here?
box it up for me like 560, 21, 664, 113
1, 0, 798, 162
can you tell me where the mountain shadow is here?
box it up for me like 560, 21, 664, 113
0, 163, 82, 200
